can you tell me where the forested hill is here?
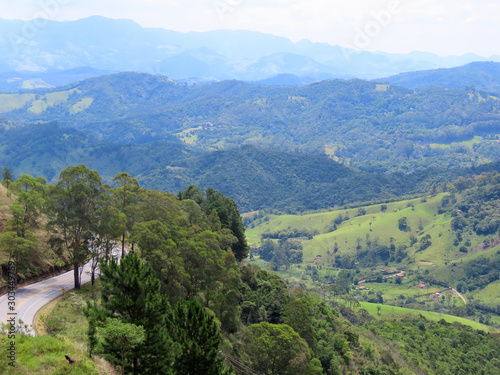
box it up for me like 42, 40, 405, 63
139, 145, 455, 212
2, 122, 497, 212
1, 71, 500, 173
1, 72, 498, 150
2, 71, 500, 211
380, 61, 500, 93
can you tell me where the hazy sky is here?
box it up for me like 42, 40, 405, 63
2, 0, 499, 56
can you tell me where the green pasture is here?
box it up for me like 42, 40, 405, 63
359, 302, 498, 333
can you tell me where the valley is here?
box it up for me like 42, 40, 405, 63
0, 28, 500, 372
246, 181, 500, 332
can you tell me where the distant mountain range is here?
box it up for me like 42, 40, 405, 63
380, 61, 500, 93
0, 67, 114, 92
1, 16, 500, 82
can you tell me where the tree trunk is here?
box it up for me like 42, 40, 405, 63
121, 233, 126, 258
105, 241, 110, 264
74, 262, 81, 290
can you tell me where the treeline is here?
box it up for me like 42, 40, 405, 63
257, 238, 304, 270
458, 256, 500, 293
261, 228, 318, 240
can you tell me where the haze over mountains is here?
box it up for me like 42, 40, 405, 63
2, 16, 500, 84
2, 15, 500, 212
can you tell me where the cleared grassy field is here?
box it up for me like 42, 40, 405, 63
28, 89, 78, 114
0, 93, 36, 113
246, 191, 500, 324
247, 194, 462, 265
359, 302, 498, 332
70, 97, 94, 114
472, 280, 500, 305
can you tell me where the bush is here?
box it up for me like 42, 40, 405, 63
41, 313, 65, 336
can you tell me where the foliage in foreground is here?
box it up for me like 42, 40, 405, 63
85, 254, 233, 375
0, 334, 98, 375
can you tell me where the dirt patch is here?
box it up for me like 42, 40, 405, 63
417, 260, 434, 265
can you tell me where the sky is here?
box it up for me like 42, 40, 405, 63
2, 0, 499, 57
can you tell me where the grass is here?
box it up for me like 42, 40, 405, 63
0, 94, 36, 113
19, 280, 119, 375
21, 79, 53, 90
429, 136, 484, 150
36, 281, 101, 343
375, 84, 390, 92
472, 280, 500, 305
0, 89, 77, 115
177, 126, 203, 145
359, 302, 498, 332
0, 334, 99, 374
247, 194, 455, 264
70, 98, 94, 114
28, 90, 77, 114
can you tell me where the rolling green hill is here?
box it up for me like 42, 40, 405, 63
247, 172, 500, 328
2, 72, 500, 213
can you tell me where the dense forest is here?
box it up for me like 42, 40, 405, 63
7, 121, 500, 212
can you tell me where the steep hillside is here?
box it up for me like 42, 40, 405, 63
0, 121, 194, 183
0, 181, 73, 287
138, 146, 455, 212
0, 183, 14, 233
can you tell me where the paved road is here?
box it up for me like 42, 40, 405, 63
0, 262, 98, 336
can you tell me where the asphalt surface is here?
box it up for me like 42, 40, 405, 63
0, 261, 98, 336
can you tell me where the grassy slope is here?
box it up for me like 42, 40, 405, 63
246, 191, 500, 328
359, 302, 496, 332
0, 183, 15, 233
247, 194, 458, 264
247, 192, 498, 267
0, 281, 116, 374
0, 334, 99, 374
0, 183, 72, 287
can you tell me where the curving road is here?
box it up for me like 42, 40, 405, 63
0, 262, 98, 336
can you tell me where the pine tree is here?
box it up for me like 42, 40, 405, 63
1, 166, 13, 188
172, 299, 233, 375
87, 254, 177, 374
